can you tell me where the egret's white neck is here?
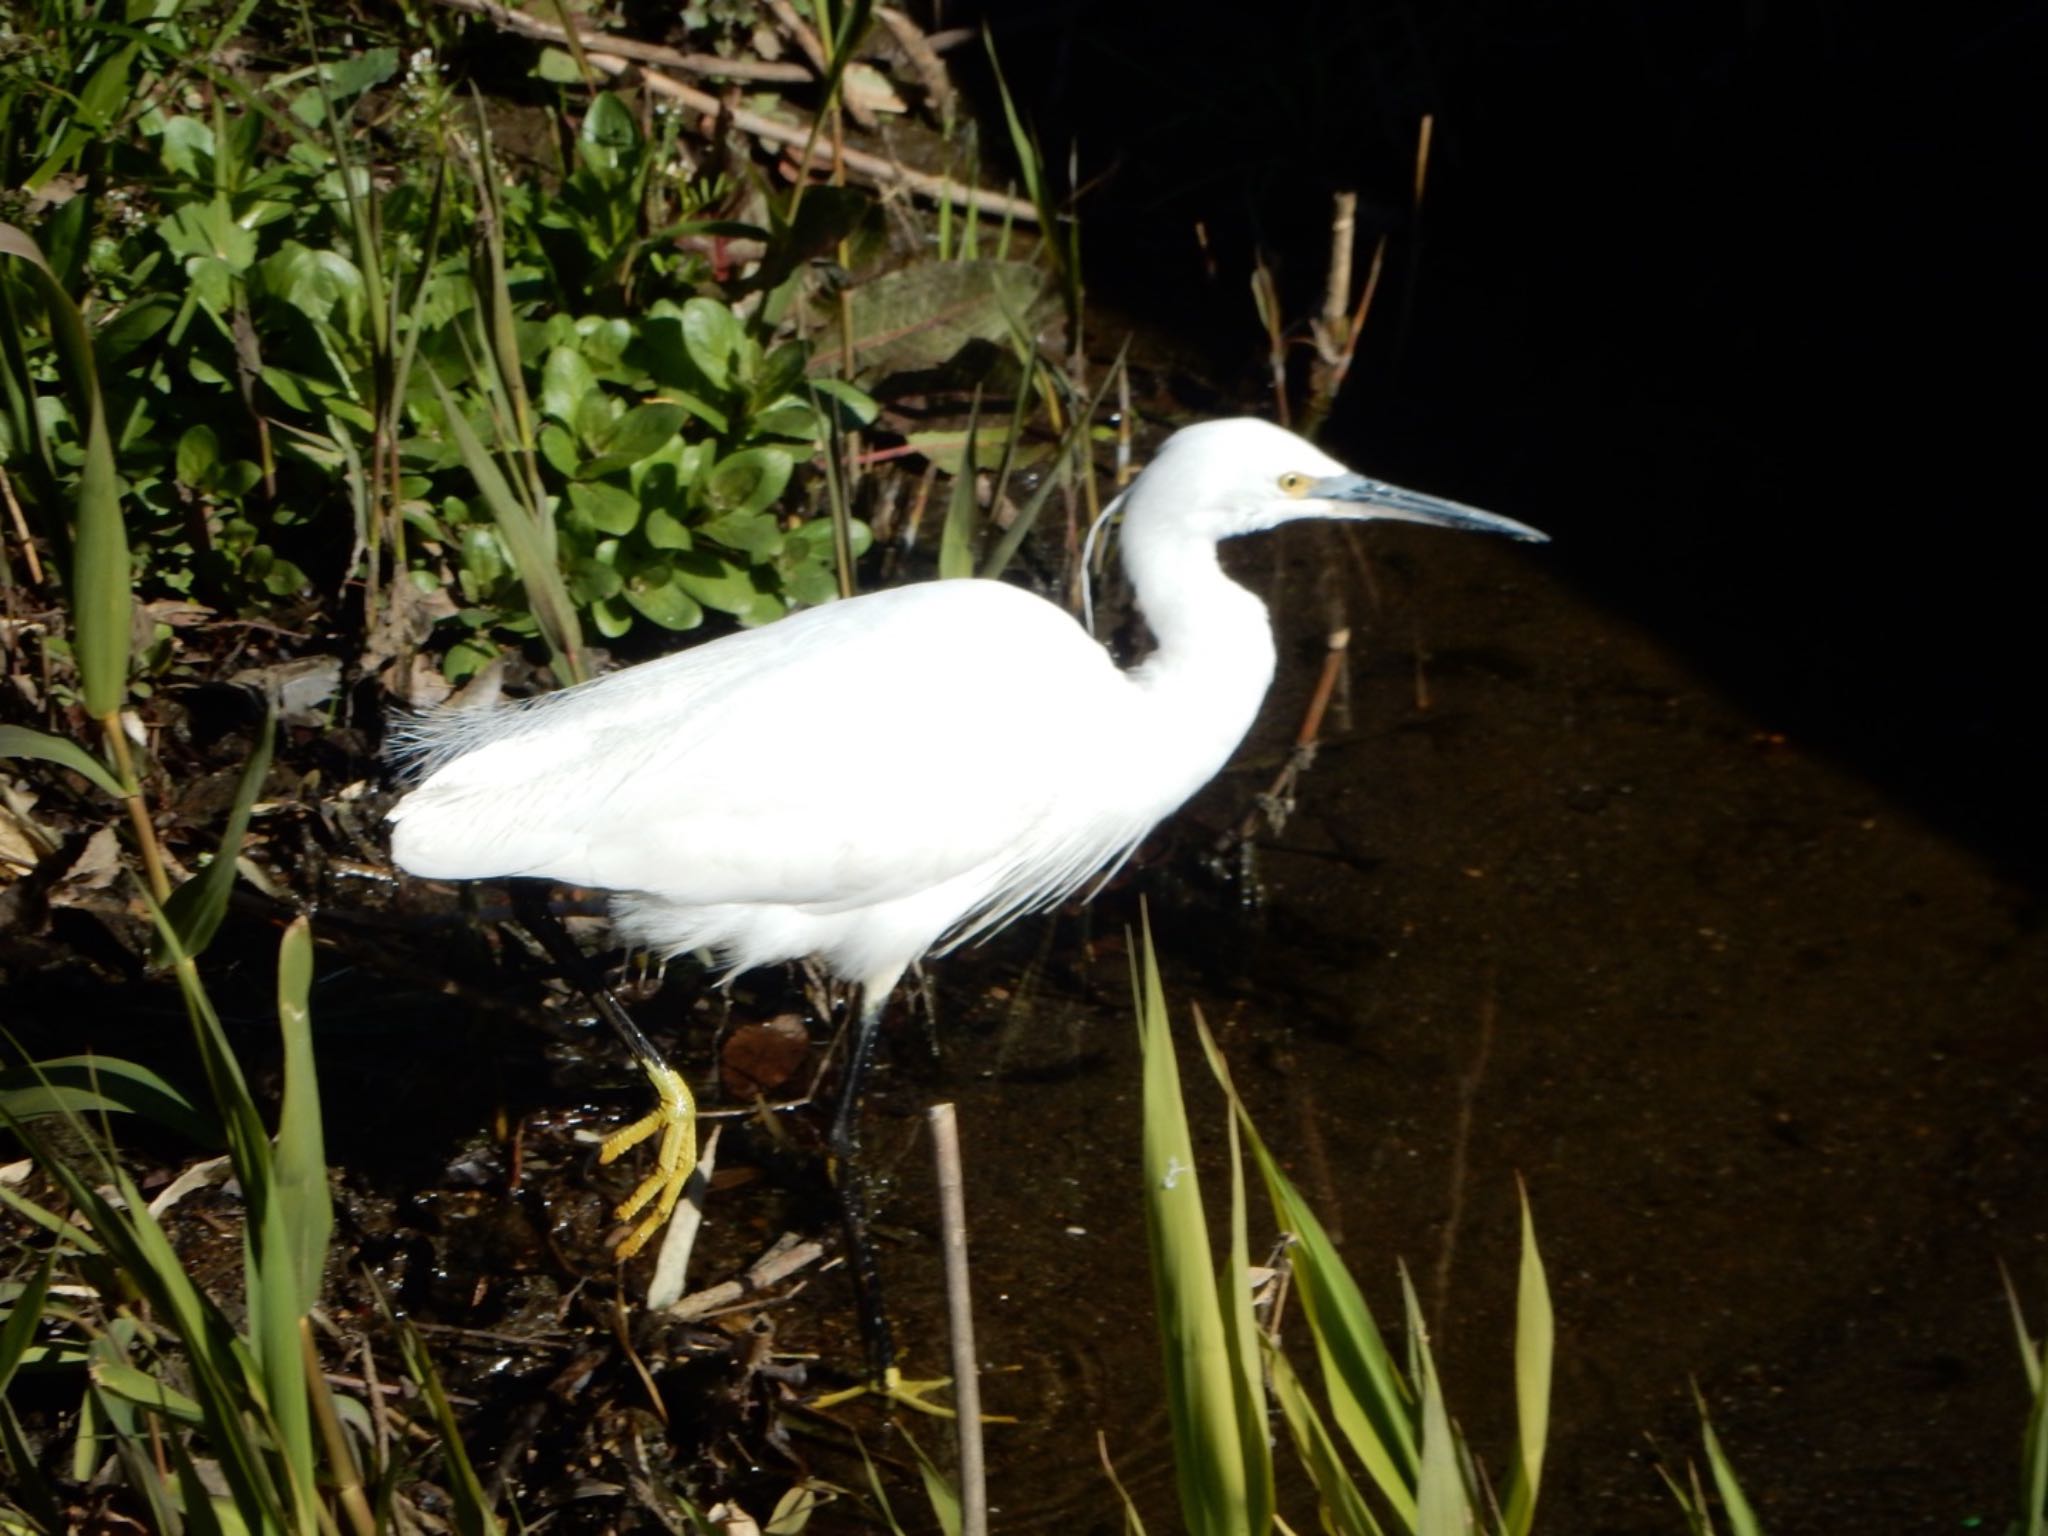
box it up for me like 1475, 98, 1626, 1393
1120, 527, 1278, 808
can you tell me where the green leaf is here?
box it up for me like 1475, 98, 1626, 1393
810, 375, 880, 427
534, 47, 581, 83
579, 91, 641, 177
94, 291, 178, 370
1220, 1056, 1420, 1522
680, 297, 741, 392
158, 114, 215, 179
160, 201, 257, 271
674, 551, 769, 618
176, 424, 220, 487
541, 345, 600, 428
258, 241, 367, 338
538, 422, 582, 478
643, 505, 693, 550
93, 1361, 206, 1426
154, 710, 274, 965
586, 401, 687, 475
699, 510, 782, 558
573, 385, 618, 453
0, 724, 126, 798
620, 570, 704, 631
702, 446, 794, 518
567, 480, 643, 537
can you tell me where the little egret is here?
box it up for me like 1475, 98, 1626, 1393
388, 415, 1543, 1330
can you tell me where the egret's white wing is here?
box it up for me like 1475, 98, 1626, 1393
389, 580, 1136, 912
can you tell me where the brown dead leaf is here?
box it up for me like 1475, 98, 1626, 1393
719, 1014, 811, 1098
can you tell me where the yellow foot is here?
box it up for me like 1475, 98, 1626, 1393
600, 1058, 696, 1259
811, 1366, 957, 1419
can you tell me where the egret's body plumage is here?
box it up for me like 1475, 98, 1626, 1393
388, 417, 1543, 1274
391, 576, 1183, 1003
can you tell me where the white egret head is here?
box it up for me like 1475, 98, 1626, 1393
1127, 417, 1548, 543
1085, 417, 1544, 630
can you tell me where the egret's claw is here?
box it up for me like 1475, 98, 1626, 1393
601, 1059, 696, 1259
811, 1366, 957, 1418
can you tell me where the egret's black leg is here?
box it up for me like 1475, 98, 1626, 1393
829, 998, 896, 1384
510, 883, 696, 1256
510, 883, 665, 1069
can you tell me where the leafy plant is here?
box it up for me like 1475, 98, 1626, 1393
1129, 911, 1555, 1535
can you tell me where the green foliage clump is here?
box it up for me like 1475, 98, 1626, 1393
1, 39, 878, 675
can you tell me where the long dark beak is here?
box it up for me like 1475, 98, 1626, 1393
1314, 473, 1548, 543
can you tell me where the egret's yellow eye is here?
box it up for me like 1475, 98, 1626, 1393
1277, 471, 1313, 497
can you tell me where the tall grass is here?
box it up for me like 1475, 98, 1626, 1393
1128, 909, 1555, 1535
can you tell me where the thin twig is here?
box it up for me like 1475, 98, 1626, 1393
646, 1125, 722, 1311
430, 0, 1034, 222
1232, 625, 1351, 844
928, 1103, 987, 1536
0, 462, 43, 586
1430, 978, 1495, 1327
435, 0, 811, 79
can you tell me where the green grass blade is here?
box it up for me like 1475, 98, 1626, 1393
1096, 1429, 1152, 1536
147, 905, 272, 1200
2005, 1272, 2047, 1536
272, 916, 329, 1316
48, 1154, 291, 1530
851, 1429, 909, 1536
1, 1393, 64, 1533
1691, 1388, 1764, 1536
390, 1304, 503, 1536
0, 724, 127, 798
1409, 1292, 1470, 1536
0, 224, 130, 721
0, 1250, 58, 1396
897, 1422, 963, 1536
1267, 1341, 1387, 1536
91, 1361, 207, 1425
249, 1184, 318, 1530
2005, 1266, 2043, 1398
1197, 1009, 1275, 1530
0, 223, 101, 428
0, 1053, 215, 1144
1501, 1182, 1552, 1534
70, 397, 130, 721
427, 368, 585, 683
234, 918, 327, 1530
1134, 911, 1255, 1536
156, 708, 275, 964
939, 390, 983, 579
1219, 1057, 1419, 1521
978, 337, 1129, 581
2023, 1369, 2048, 1536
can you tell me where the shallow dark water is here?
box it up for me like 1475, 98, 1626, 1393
852, 518, 2047, 1532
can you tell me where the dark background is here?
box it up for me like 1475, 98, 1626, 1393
971, 0, 2046, 887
